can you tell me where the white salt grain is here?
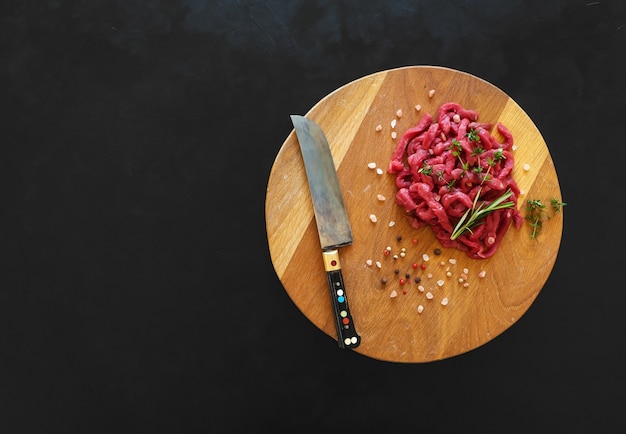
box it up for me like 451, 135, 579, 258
437, 279, 444, 287
441, 297, 449, 306
422, 253, 430, 262
417, 305, 424, 314
376, 167, 384, 175
396, 109, 403, 118
428, 89, 435, 98
449, 258, 457, 265
418, 285, 425, 292
426, 292, 434, 300
415, 104, 422, 111
478, 270, 486, 278
367, 162, 377, 169
391, 131, 397, 139
390, 290, 398, 298
376, 261, 382, 268
523, 163, 530, 171
391, 119, 397, 128
388, 221, 396, 227
375, 124, 382, 132
377, 194, 386, 201
366, 259, 373, 266
369, 214, 378, 223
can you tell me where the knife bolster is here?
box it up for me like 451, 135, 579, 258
322, 250, 341, 271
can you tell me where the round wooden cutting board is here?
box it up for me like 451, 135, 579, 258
265, 66, 563, 363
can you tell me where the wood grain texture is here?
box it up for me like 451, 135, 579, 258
265, 66, 563, 363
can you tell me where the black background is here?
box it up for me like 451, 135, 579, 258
1, 1, 624, 432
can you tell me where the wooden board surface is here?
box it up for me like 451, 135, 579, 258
265, 66, 563, 363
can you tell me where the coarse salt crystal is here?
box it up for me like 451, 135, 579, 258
388, 221, 395, 227
376, 167, 383, 175
478, 270, 486, 278
417, 305, 424, 313
391, 131, 397, 139
463, 268, 469, 274
512, 144, 517, 151
390, 290, 398, 298
415, 104, 422, 111
418, 285, 425, 292
367, 162, 377, 169
375, 124, 382, 132
428, 89, 435, 98
449, 258, 457, 265
523, 163, 530, 171
441, 297, 449, 306
391, 119, 397, 128
377, 194, 386, 201
369, 214, 377, 223
376, 261, 382, 268
437, 279, 444, 287
426, 291, 434, 299
366, 259, 373, 266
422, 253, 430, 262
396, 109, 403, 118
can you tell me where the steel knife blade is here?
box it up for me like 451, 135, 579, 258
290, 115, 360, 349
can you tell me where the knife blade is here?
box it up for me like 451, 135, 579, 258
290, 115, 360, 349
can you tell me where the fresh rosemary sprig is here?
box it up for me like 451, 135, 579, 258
450, 188, 515, 240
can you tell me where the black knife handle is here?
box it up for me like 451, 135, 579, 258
322, 250, 360, 349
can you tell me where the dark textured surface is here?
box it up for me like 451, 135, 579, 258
1, 1, 624, 432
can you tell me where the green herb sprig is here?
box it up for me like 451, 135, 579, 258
450, 188, 515, 240
525, 199, 546, 240
550, 198, 567, 212
525, 197, 566, 239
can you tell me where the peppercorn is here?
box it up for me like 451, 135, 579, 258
381, 277, 387, 285
434, 248, 441, 255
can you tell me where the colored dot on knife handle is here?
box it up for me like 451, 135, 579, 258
331, 260, 337, 266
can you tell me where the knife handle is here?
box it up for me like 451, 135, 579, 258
322, 250, 360, 349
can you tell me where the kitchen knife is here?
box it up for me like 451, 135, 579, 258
290, 115, 360, 349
